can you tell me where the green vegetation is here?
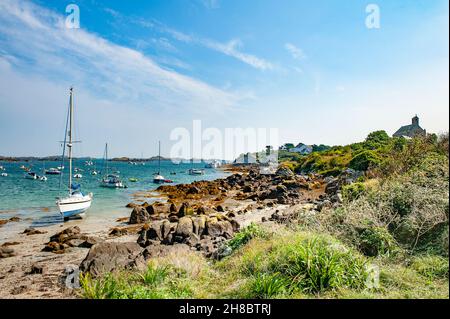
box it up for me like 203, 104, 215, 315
80, 133, 448, 299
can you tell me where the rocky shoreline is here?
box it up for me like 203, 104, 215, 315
0, 165, 359, 298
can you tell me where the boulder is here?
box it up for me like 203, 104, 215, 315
276, 167, 294, 178
27, 264, 46, 275
0, 247, 16, 258
49, 226, 81, 242
187, 186, 201, 195
178, 202, 193, 217
191, 215, 207, 236
129, 206, 150, 224
23, 227, 47, 236
79, 242, 145, 277
205, 218, 234, 238
175, 216, 194, 238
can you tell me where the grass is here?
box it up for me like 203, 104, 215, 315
79, 134, 449, 299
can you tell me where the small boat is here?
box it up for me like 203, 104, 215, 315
20, 165, 26, 169
56, 88, 93, 220
101, 174, 126, 188
57, 165, 64, 170
188, 168, 204, 175
39, 175, 48, 181
74, 168, 83, 172
153, 174, 165, 184
205, 160, 221, 169
0, 166, 5, 171
129, 177, 138, 182
25, 172, 38, 179
170, 172, 177, 175
91, 170, 98, 176
152, 141, 166, 184
45, 168, 61, 175
164, 179, 173, 183
100, 144, 126, 188
1, 173, 7, 177
73, 173, 82, 179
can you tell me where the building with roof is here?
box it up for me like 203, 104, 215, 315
393, 115, 426, 138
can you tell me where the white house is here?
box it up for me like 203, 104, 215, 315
290, 143, 313, 155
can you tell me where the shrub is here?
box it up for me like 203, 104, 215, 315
80, 273, 128, 299
411, 255, 449, 279
269, 235, 368, 293
358, 226, 398, 257
227, 223, 268, 251
136, 263, 170, 286
247, 273, 289, 298
349, 151, 381, 171
342, 182, 366, 201
364, 130, 391, 150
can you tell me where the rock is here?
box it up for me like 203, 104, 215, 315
0, 219, 8, 226
205, 218, 234, 238
317, 199, 333, 211
0, 247, 16, 258
212, 245, 233, 260
9, 216, 21, 222
169, 203, 177, 213
79, 237, 102, 248
276, 167, 294, 178
191, 215, 207, 236
261, 217, 267, 222
23, 227, 47, 236
187, 186, 201, 195
27, 264, 46, 275
168, 214, 179, 223
129, 206, 151, 224
66, 238, 86, 247
178, 202, 192, 217
216, 205, 225, 212
1, 241, 21, 247
175, 217, 194, 238
145, 205, 156, 215
79, 242, 145, 277
196, 206, 207, 215
126, 202, 139, 208
42, 242, 65, 253
49, 226, 80, 242
109, 227, 127, 237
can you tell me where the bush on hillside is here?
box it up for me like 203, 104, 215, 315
349, 150, 381, 171
358, 226, 398, 257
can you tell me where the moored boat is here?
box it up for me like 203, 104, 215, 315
56, 88, 93, 220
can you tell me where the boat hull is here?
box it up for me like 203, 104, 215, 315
56, 194, 92, 219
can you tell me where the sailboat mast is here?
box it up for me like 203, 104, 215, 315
105, 143, 108, 175
158, 141, 161, 174
68, 87, 74, 194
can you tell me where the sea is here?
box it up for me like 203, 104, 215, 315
0, 159, 228, 240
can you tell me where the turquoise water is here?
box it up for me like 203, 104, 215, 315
0, 159, 227, 227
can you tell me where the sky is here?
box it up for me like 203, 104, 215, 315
0, 0, 448, 159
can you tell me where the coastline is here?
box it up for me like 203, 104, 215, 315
0, 164, 326, 298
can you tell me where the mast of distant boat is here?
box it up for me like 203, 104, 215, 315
68, 87, 74, 195
158, 141, 161, 175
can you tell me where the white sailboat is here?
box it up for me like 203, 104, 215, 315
153, 141, 165, 184
100, 143, 126, 188
56, 88, 93, 220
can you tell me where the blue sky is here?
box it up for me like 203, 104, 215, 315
0, 0, 448, 158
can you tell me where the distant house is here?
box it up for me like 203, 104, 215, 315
279, 143, 295, 151
290, 143, 313, 155
393, 115, 426, 138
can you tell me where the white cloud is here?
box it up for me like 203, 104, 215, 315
0, 0, 240, 113
102, 9, 273, 71
285, 43, 306, 60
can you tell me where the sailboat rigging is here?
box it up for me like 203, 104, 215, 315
56, 88, 93, 220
